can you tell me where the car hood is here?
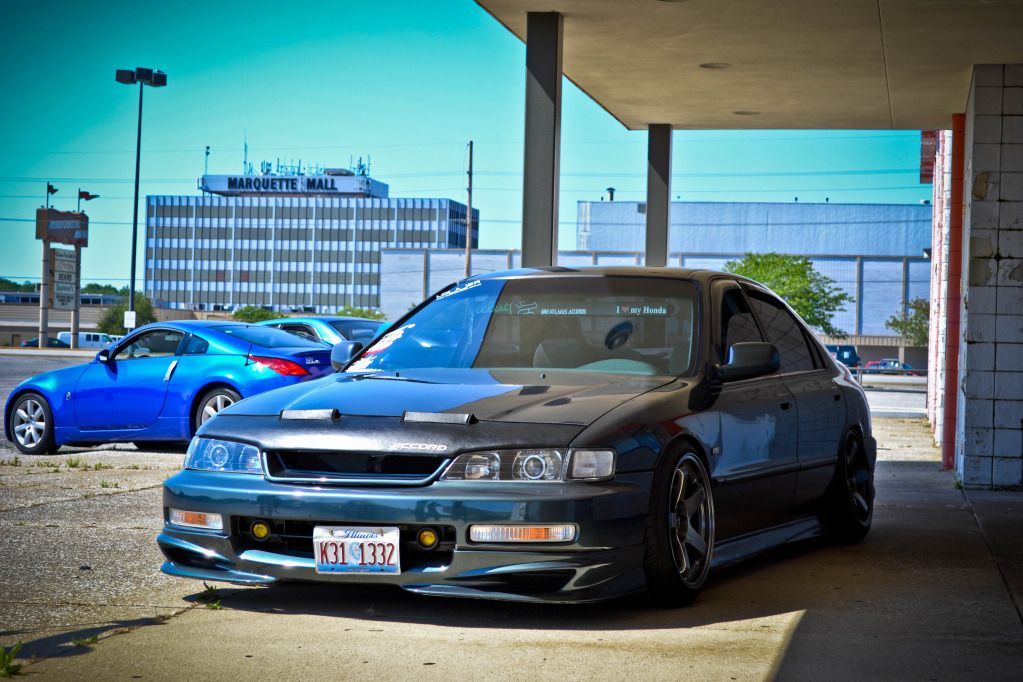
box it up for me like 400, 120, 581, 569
223, 368, 674, 426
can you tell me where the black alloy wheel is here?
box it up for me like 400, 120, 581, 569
825, 432, 874, 543
644, 450, 715, 606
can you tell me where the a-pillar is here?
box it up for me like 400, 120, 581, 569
645, 124, 672, 267
521, 11, 563, 268
957, 64, 1023, 488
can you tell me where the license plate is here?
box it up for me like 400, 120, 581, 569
313, 526, 401, 575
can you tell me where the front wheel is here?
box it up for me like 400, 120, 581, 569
643, 450, 715, 606
8, 393, 59, 455
824, 432, 874, 543
193, 387, 241, 430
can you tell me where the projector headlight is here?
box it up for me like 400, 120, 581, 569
441, 449, 615, 482
184, 437, 262, 474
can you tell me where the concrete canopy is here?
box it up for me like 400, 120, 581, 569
475, 0, 1023, 130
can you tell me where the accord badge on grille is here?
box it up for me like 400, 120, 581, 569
393, 443, 449, 452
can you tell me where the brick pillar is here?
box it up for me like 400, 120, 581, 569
957, 64, 1023, 488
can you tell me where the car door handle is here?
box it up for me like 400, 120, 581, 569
164, 360, 179, 383
780, 402, 791, 410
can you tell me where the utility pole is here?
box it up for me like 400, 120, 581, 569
465, 140, 474, 278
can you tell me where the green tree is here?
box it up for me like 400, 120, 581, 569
725, 253, 851, 337
232, 305, 277, 323
97, 292, 157, 335
334, 305, 386, 321
0, 277, 37, 292
82, 283, 120, 295
885, 297, 929, 346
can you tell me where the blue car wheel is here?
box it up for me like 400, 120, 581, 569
8, 392, 59, 456
195, 387, 242, 429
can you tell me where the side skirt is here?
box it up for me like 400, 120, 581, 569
711, 517, 825, 570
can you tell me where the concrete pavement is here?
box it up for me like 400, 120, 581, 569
1, 417, 1020, 680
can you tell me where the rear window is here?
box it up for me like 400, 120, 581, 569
329, 320, 382, 342
212, 325, 325, 349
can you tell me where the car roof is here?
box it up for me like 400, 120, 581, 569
470, 265, 753, 286
260, 316, 381, 325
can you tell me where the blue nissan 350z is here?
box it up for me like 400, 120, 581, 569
158, 267, 876, 605
4, 321, 333, 454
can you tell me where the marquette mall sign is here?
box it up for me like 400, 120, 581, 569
198, 174, 388, 198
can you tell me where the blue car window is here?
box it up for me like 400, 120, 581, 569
213, 325, 325, 349
181, 334, 209, 355
117, 330, 184, 361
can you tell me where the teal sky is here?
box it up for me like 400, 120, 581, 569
0, 1, 932, 286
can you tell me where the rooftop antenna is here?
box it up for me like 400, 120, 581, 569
204, 146, 210, 175
243, 129, 248, 175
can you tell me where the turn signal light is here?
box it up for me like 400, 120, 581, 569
250, 520, 271, 540
468, 524, 576, 543
168, 508, 223, 530
417, 527, 439, 550
247, 355, 309, 376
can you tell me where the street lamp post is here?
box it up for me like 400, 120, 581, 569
116, 67, 167, 319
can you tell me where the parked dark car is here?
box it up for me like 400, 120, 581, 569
863, 359, 924, 376
825, 344, 860, 368
159, 267, 876, 605
20, 337, 71, 349
5, 321, 334, 454
259, 316, 386, 346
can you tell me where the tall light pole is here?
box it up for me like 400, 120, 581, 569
116, 67, 167, 319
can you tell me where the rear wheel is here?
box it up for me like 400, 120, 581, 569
193, 388, 241, 430
824, 432, 874, 543
644, 450, 715, 606
9, 393, 59, 455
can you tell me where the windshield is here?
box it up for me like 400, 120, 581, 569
347, 276, 698, 376
213, 325, 326, 349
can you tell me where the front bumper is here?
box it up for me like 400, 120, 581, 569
159, 469, 652, 603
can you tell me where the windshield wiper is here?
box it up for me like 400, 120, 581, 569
348, 372, 437, 385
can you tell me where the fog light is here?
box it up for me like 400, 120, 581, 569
168, 508, 223, 530
469, 524, 576, 543
417, 527, 439, 550
251, 520, 271, 540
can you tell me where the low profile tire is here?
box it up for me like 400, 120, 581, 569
824, 432, 874, 543
194, 388, 241, 430
643, 449, 715, 607
8, 392, 59, 455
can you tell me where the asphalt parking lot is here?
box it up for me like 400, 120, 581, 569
1, 353, 1020, 680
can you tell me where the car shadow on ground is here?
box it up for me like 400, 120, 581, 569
192, 537, 835, 632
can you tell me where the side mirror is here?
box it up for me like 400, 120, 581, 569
717, 342, 779, 382
330, 341, 364, 371
97, 349, 111, 363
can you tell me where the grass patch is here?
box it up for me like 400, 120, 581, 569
69, 635, 98, 648
1, 457, 21, 467
91, 463, 113, 471
0, 641, 22, 677
128, 464, 140, 470
65, 456, 83, 469
197, 582, 222, 609
99, 480, 120, 489
35, 460, 56, 468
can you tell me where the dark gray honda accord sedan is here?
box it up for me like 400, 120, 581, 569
159, 267, 875, 605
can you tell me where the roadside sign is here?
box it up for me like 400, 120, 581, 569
124, 310, 137, 330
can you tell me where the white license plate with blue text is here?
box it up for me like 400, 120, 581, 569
313, 526, 401, 574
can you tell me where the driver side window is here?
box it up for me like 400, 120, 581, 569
719, 288, 763, 363
116, 330, 184, 361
